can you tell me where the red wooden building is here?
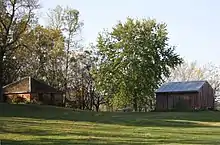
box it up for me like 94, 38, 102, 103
3, 77, 63, 106
155, 81, 214, 111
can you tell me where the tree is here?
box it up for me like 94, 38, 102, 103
166, 60, 220, 101
2, 43, 29, 85
0, 0, 40, 102
23, 25, 65, 89
166, 61, 206, 82
204, 63, 220, 100
64, 47, 105, 111
93, 18, 183, 111
47, 5, 83, 105
2, 25, 66, 90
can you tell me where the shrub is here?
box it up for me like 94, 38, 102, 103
122, 107, 133, 112
11, 96, 28, 104
30, 98, 43, 105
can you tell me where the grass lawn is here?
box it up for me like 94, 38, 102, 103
1, 104, 220, 144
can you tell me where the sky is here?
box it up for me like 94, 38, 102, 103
38, 0, 220, 65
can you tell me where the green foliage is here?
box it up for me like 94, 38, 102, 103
0, 0, 40, 101
94, 18, 183, 110
11, 96, 28, 104
3, 25, 66, 90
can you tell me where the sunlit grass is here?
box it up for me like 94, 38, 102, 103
1, 103, 220, 144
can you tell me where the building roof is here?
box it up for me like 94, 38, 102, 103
3, 76, 62, 94
156, 81, 207, 93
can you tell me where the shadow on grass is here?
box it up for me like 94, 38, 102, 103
2, 138, 220, 145
1, 126, 145, 139
2, 104, 220, 145
1, 103, 220, 128
2, 119, 220, 138
0, 138, 156, 145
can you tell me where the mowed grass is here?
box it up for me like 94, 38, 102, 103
1, 104, 220, 144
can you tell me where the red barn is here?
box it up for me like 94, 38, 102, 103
3, 77, 63, 106
155, 81, 214, 111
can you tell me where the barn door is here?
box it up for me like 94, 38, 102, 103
39, 93, 43, 102
50, 93, 55, 105
167, 95, 173, 110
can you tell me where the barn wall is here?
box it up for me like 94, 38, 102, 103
31, 78, 59, 93
207, 82, 214, 108
3, 78, 30, 94
199, 82, 214, 109
54, 94, 63, 103
156, 93, 167, 111
169, 93, 198, 110
31, 93, 63, 105
209, 83, 214, 108
156, 92, 198, 111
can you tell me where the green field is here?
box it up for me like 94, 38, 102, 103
1, 104, 220, 145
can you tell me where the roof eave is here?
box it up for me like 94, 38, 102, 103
156, 90, 199, 94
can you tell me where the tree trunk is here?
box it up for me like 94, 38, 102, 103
133, 97, 138, 112
64, 38, 71, 107
149, 99, 153, 111
138, 106, 142, 112
94, 104, 99, 112
94, 97, 100, 112
89, 88, 94, 110
144, 106, 147, 112
0, 50, 4, 102
63, 83, 67, 107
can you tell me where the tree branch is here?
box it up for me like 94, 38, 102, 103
5, 8, 32, 50
0, 18, 7, 31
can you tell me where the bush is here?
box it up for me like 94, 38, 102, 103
30, 98, 43, 105
11, 96, 28, 104
122, 107, 133, 112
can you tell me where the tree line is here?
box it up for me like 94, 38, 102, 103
1, 0, 219, 112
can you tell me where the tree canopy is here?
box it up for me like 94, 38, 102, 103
93, 18, 183, 111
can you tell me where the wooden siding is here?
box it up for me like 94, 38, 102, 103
3, 77, 63, 106
198, 82, 214, 109
156, 92, 198, 111
31, 93, 63, 105
156, 93, 168, 111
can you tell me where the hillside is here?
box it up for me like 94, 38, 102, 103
1, 103, 220, 144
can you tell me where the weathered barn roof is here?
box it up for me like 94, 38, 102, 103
3, 76, 62, 94
156, 81, 207, 93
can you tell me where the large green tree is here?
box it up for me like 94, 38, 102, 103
0, 0, 40, 102
24, 25, 65, 89
2, 25, 65, 89
94, 18, 183, 111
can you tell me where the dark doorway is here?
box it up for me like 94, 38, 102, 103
50, 93, 55, 105
39, 93, 43, 102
